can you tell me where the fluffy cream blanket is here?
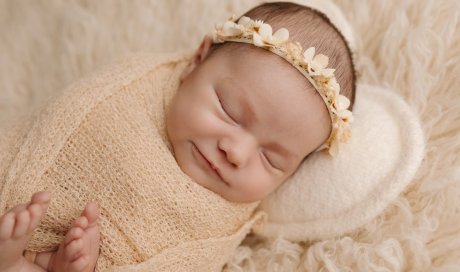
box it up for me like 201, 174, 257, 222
1, 0, 459, 270
0, 52, 264, 271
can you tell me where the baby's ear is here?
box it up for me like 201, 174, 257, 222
180, 35, 213, 82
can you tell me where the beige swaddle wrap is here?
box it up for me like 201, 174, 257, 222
0, 51, 266, 271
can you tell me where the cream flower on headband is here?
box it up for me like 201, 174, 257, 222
212, 15, 354, 157
217, 16, 289, 47
302, 47, 335, 78
252, 24, 289, 47
218, 21, 244, 36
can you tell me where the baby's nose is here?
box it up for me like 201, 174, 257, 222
218, 131, 257, 168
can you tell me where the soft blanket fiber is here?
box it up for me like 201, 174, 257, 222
0, 51, 264, 271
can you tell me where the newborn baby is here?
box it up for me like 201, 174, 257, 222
0, 2, 355, 272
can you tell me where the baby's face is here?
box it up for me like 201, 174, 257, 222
167, 40, 331, 203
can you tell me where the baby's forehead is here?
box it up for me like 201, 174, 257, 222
209, 55, 327, 120
220, 48, 313, 91
204, 43, 323, 113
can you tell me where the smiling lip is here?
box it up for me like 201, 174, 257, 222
192, 143, 229, 185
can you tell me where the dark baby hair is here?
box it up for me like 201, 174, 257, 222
209, 1, 357, 110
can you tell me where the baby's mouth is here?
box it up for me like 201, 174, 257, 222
192, 143, 229, 185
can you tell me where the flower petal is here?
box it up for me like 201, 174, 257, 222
313, 54, 329, 68
322, 68, 335, 78
328, 141, 339, 157
327, 78, 340, 95
272, 28, 289, 43
259, 23, 272, 38
338, 95, 350, 110
222, 21, 242, 36
253, 32, 265, 47
339, 109, 353, 123
303, 47, 315, 62
238, 16, 251, 26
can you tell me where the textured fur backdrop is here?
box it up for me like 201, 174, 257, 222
1, 0, 460, 271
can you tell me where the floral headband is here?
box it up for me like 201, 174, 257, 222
211, 16, 354, 157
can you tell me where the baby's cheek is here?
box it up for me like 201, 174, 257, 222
237, 171, 275, 202
175, 108, 204, 130
192, 112, 226, 135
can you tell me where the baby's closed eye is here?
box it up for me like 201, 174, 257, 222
215, 90, 238, 125
261, 150, 284, 173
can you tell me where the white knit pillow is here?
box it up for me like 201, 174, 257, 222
252, 84, 425, 241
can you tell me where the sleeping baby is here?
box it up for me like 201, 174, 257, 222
0, 2, 355, 271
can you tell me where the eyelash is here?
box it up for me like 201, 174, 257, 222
216, 93, 238, 124
262, 151, 280, 171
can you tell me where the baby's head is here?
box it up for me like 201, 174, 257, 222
166, 2, 356, 203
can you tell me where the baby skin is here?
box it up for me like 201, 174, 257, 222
0, 192, 100, 272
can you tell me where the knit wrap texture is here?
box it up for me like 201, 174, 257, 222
0, 51, 265, 271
